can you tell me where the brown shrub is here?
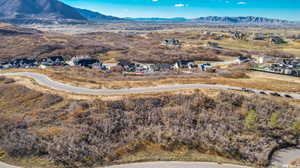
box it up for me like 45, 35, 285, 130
3, 78, 15, 84
0, 86, 299, 167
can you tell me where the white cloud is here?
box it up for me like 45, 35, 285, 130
152, 0, 158, 2
174, 4, 185, 7
237, 1, 247, 5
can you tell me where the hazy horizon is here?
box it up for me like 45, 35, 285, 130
61, 0, 300, 21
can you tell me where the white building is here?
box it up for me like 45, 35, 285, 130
257, 56, 275, 64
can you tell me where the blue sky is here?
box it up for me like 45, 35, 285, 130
61, 0, 300, 21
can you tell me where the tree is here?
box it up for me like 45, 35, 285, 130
245, 110, 257, 129
268, 113, 280, 128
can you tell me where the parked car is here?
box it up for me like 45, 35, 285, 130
284, 94, 293, 98
259, 91, 267, 95
242, 88, 255, 93
270, 92, 281, 97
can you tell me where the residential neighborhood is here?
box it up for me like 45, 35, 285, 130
0, 55, 216, 75
253, 57, 300, 77
2, 51, 300, 78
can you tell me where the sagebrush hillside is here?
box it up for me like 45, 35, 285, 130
0, 25, 255, 63
0, 77, 299, 168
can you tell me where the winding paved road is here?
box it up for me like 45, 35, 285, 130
271, 147, 300, 167
102, 161, 250, 168
1, 72, 300, 99
0, 161, 250, 168
0, 162, 19, 168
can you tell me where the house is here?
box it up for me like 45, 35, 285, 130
205, 42, 219, 48
257, 56, 275, 64
173, 60, 197, 69
77, 59, 102, 69
269, 36, 286, 44
40, 56, 65, 66
232, 32, 247, 40
253, 58, 300, 77
270, 64, 293, 75
0, 62, 12, 69
134, 63, 153, 72
0, 62, 4, 70
163, 39, 181, 48
290, 34, 300, 40
274, 59, 300, 67
118, 59, 136, 72
291, 69, 300, 77
236, 56, 251, 64
252, 33, 266, 40
199, 63, 212, 71
291, 59, 300, 67
67, 56, 102, 69
118, 60, 153, 72
68, 56, 102, 69
102, 63, 118, 70
67, 56, 90, 66
152, 63, 172, 72
11, 58, 38, 68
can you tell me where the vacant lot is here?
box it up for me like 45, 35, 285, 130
0, 78, 300, 168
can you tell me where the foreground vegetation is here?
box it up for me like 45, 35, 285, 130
0, 77, 299, 168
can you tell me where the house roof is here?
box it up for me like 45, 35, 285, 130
48, 56, 64, 62
12, 58, 36, 64
238, 56, 250, 60
78, 59, 100, 65
165, 39, 180, 45
118, 59, 132, 66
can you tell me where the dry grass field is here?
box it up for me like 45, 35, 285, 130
3, 24, 300, 63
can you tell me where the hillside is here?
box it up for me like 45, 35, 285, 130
0, 0, 129, 24
126, 17, 187, 22
75, 8, 123, 22
0, 78, 299, 167
0, 0, 87, 24
0, 24, 42, 36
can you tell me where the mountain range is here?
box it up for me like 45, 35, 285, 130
189, 16, 290, 24
126, 17, 188, 22
75, 8, 123, 22
127, 16, 290, 24
0, 0, 294, 25
0, 0, 87, 23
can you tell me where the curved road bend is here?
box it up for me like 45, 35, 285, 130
270, 147, 300, 167
102, 161, 250, 168
0, 161, 250, 168
0, 161, 19, 168
1, 72, 300, 99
